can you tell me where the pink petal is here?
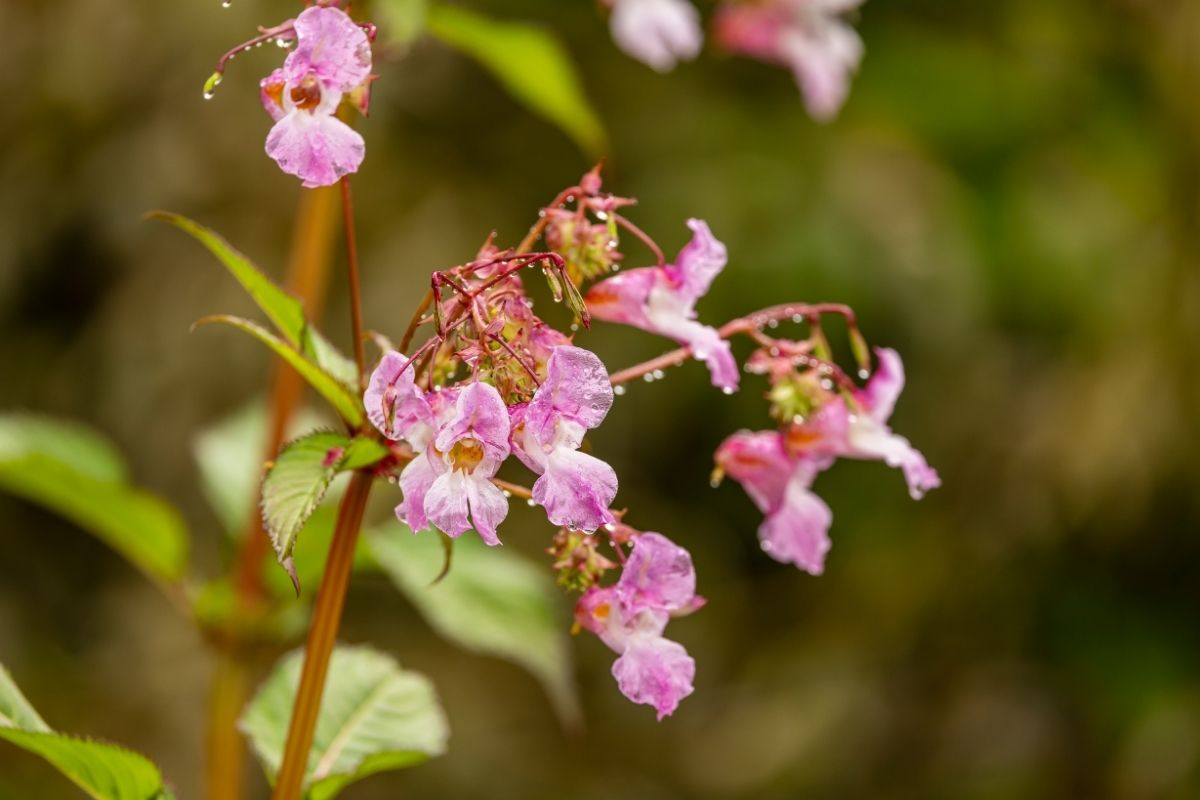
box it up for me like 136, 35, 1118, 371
423, 470, 471, 538
618, 532, 697, 614
464, 475, 509, 546
364, 351, 432, 444
259, 68, 287, 122
527, 346, 614, 439
585, 267, 657, 330
672, 219, 727, 302
287, 5, 372, 91
532, 447, 617, 532
396, 450, 442, 533
265, 111, 365, 188
612, 634, 696, 720
859, 347, 905, 423
433, 380, 511, 462
609, 0, 702, 73
714, 430, 792, 513
848, 422, 940, 500
758, 477, 833, 575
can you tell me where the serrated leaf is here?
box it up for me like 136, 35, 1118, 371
192, 401, 331, 537
198, 316, 365, 428
0, 415, 188, 584
240, 646, 448, 800
427, 4, 607, 157
261, 432, 387, 574
150, 212, 358, 387
0, 665, 170, 800
367, 527, 581, 726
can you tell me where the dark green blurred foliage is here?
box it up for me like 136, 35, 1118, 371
2, 0, 1199, 797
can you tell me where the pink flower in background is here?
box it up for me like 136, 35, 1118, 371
607, 0, 703, 72
511, 346, 618, 532
398, 381, 512, 545
576, 533, 700, 719
715, 0, 864, 121
715, 430, 834, 574
842, 347, 941, 499
587, 219, 739, 391
260, 5, 372, 187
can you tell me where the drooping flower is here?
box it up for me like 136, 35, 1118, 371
714, 0, 864, 121
587, 219, 739, 391
607, 0, 703, 73
576, 532, 700, 719
714, 430, 833, 574
841, 347, 941, 499
259, 5, 372, 187
511, 346, 618, 532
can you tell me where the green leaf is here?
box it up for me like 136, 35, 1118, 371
376, 0, 428, 47
192, 401, 331, 537
240, 646, 448, 800
0, 415, 188, 584
261, 431, 388, 583
427, 4, 607, 157
367, 526, 581, 726
0, 665, 171, 800
150, 212, 358, 387
198, 316, 365, 427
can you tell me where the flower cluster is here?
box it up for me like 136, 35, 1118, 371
600, 0, 865, 120
715, 339, 939, 575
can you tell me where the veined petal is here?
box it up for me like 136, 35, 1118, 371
464, 474, 509, 546
612, 633, 696, 720
287, 5, 372, 91
532, 447, 617, 532
265, 110, 365, 188
396, 450, 442, 533
434, 380, 511, 461
619, 533, 697, 614
527, 346, 614, 440
424, 470, 471, 537
758, 476, 833, 575
259, 68, 287, 122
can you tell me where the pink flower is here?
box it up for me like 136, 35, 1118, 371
714, 430, 833, 574
587, 219, 739, 391
259, 6, 372, 187
511, 346, 618, 532
378, 378, 511, 546
715, 0, 864, 121
607, 0, 703, 73
576, 533, 699, 719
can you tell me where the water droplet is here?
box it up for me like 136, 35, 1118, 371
722, 386, 735, 395
255, 40, 264, 48
792, 314, 804, 324
603, 523, 616, 531
502, 489, 512, 498
526, 498, 536, 507
820, 379, 834, 390
613, 385, 626, 396
643, 373, 655, 383
767, 319, 779, 329
857, 368, 870, 380
570, 323, 579, 332
221, 0, 232, 7
709, 478, 721, 488
652, 369, 664, 380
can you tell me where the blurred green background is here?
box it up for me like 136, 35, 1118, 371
2, 0, 1199, 797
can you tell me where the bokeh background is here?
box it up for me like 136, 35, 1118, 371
3, 0, 1199, 797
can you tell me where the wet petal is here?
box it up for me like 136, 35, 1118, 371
532, 447, 617, 532
423, 470, 471, 537
618, 532, 696, 614
287, 5, 372, 91
465, 474, 508, 546
714, 430, 792, 513
364, 351, 432, 444
265, 110, 365, 188
758, 477, 833, 575
585, 267, 657, 330
859, 347, 905, 423
396, 450, 442, 533
612, 633, 696, 720
672, 219, 727, 302
526, 346, 614, 440
434, 380, 511, 461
